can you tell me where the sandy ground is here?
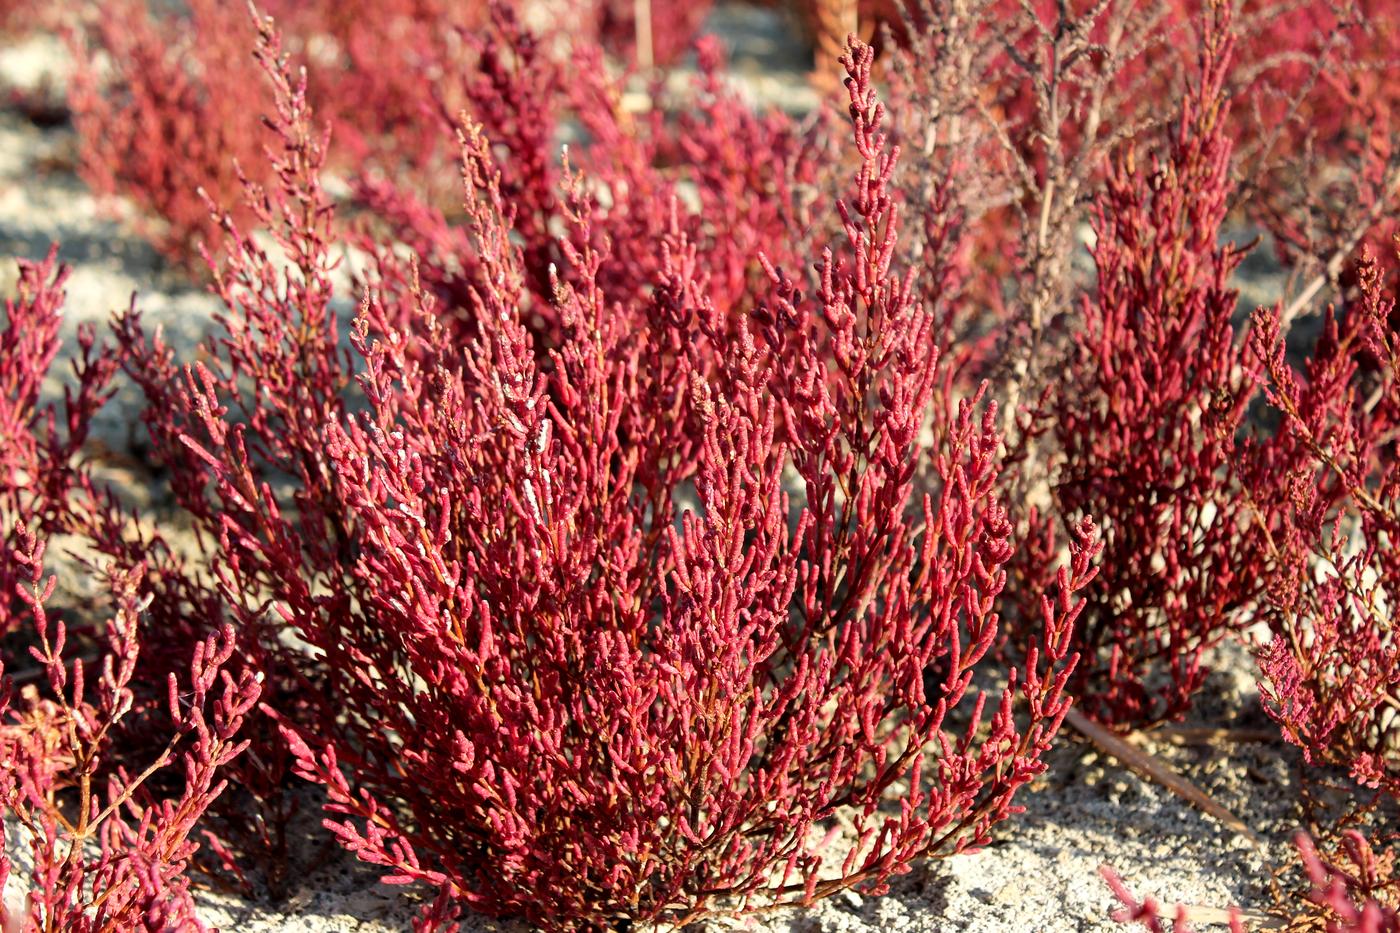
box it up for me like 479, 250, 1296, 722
0, 7, 1315, 931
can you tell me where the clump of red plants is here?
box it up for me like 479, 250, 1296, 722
108, 13, 1100, 927
1046, 0, 1266, 726
1, 0, 1398, 929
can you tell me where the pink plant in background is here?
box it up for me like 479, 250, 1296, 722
1103, 833, 1399, 932
346, 0, 559, 339
64, 0, 722, 270
66, 0, 268, 267
1244, 251, 1399, 924
1294, 832, 1400, 932
65, 0, 475, 268
661, 35, 835, 312
0, 533, 261, 933
355, 9, 832, 353
0, 248, 115, 635
1234, 0, 1400, 289
1100, 865, 1246, 933
0, 0, 63, 37
1250, 251, 1398, 801
587, 0, 715, 66
260, 0, 485, 179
